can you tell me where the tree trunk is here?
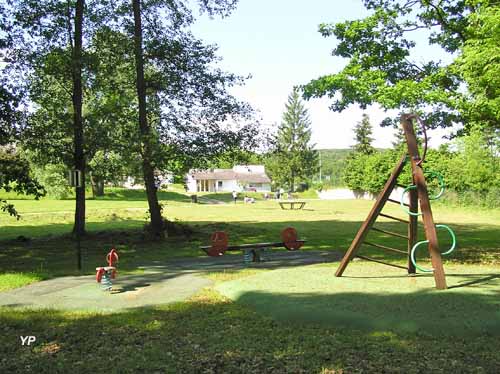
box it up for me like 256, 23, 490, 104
90, 174, 105, 197
132, 0, 164, 239
72, 0, 86, 239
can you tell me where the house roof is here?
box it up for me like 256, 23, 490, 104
191, 169, 271, 183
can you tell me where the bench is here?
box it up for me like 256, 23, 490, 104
279, 201, 306, 210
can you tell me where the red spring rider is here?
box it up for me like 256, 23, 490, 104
96, 248, 119, 291
106, 248, 119, 278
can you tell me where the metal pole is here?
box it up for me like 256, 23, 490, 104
71, 170, 82, 271
319, 150, 322, 182
77, 230, 82, 270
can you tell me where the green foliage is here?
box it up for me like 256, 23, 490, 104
342, 126, 499, 207
343, 150, 400, 194
303, 0, 500, 133
88, 151, 126, 182
342, 153, 368, 191
0, 85, 22, 145
266, 88, 318, 191
455, 4, 500, 130
0, 148, 45, 217
32, 163, 71, 199
317, 149, 350, 187
352, 113, 375, 154
208, 149, 264, 170
443, 125, 499, 193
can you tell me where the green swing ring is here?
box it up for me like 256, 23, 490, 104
436, 224, 457, 255
426, 171, 446, 200
410, 224, 457, 272
400, 185, 421, 216
400, 171, 446, 216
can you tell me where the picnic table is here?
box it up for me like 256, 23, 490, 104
279, 200, 306, 210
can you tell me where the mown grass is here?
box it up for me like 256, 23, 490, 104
1, 289, 499, 373
217, 262, 500, 336
0, 272, 50, 292
1, 188, 499, 372
0, 188, 498, 288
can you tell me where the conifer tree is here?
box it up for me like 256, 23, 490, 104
352, 113, 374, 155
268, 88, 318, 191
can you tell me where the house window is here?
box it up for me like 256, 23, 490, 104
218, 181, 223, 188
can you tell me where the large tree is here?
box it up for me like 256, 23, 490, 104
131, 0, 164, 237
114, 0, 258, 238
267, 88, 318, 191
4, 0, 94, 236
23, 27, 139, 198
303, 0, 500, 133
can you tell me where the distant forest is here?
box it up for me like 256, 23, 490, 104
317, 149, 351, 187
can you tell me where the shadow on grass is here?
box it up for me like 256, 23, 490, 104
447, 273, 500, 289
198, 192, 269, 203
94, 188, 190, 202
0, 217, 498, 276
1, 290, 499, 373
228, 285, 500, 337
198, 192, 233, 203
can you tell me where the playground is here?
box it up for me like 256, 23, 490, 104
1, 189, 499, 372
0, 115, 498, 372
1, 0, 499, 370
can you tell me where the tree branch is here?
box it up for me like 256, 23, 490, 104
426, 0, 467, 42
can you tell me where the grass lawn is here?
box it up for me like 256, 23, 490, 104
0, 188, 499, 372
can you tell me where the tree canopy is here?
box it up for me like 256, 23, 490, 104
303, 0, 500, 133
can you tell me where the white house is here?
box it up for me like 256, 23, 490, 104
186, 165, 272, 193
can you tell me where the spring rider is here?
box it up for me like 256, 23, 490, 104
96, 248, 119, 291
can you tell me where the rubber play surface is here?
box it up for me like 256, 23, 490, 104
0, 271, 212, 312
0, 250, 339, 312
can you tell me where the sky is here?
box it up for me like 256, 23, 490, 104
190, 0, 454, 149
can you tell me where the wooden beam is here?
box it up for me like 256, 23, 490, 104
388, 198, 409, 207
363, 241, 408, 255
402, 114, 446, 289
379, 213, 409, 224
200, 240, 306, 251
335, 154, 407, 277
355, 255, 408, 270
371, 227, 409, 240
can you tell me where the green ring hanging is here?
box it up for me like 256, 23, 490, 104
411, 240, 433, 272
435, 224, 457, 255
400, 171, 446, 216
410, 224, 457, 272
400, 185, 421, 216
425, 171, 446, 200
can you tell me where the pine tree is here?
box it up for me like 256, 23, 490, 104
392, 126, 406, 150
352, 113, 375, 155
343, 113, 375, 192
268, 88, 318, 192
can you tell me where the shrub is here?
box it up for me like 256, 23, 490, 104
33, 164, 71, 199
